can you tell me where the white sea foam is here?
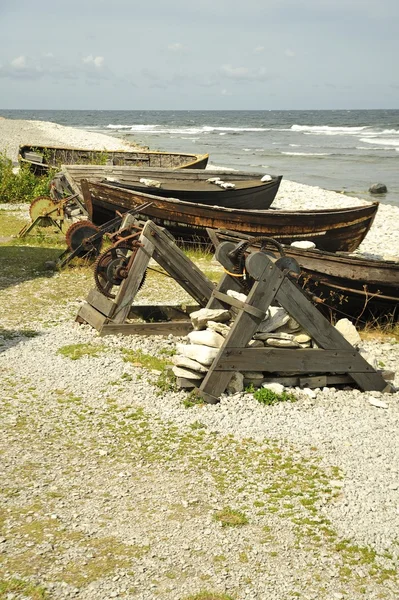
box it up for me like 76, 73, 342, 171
359, 137, 399, 147
281, 151, 331, 156
291, 124, 367, 133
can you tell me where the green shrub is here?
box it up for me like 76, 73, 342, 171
0, 152, 54, 203
253, 387, 296, 406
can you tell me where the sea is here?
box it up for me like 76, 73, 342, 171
2, 109, 399, 207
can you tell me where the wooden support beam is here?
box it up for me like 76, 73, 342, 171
215, 348, 374, 373
76, 303, 107, 331
196, 263, 285, 402
141, 220, 214, 307
275, 277, 389, 392
100, 321, 193, 337
110, 233, 155, 324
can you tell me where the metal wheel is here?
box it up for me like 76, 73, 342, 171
65, 221, 102, 256
93, 242, 146, 298
29, 196, 58, 222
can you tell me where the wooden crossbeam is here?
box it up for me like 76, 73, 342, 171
195, 250, 390, 402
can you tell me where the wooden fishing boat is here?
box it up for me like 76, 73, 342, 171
79, 179, 378, 252
209, 228, 399, 322
18, 144, 209, 174
55, 164, 282, 209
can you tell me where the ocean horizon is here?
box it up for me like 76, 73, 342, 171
2, 108, 398, 207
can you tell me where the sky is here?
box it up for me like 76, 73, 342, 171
0, 0, 398, 110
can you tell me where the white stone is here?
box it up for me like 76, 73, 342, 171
243, 371, 264, 380
187, 329, 225, 348
172, 355, 208, 373
368, 397, 388, 409
207, 321, 231, 337
226, 372, 244, 394
261, 382, 285, 394
176, 343, 219, 366
248, 339, 264, 348
190, 308, 230, 330
227, 289, 247, 303
255, 331, 293, 341
294, 334, 311, 344
172, 366, 203, 380
264, 338, 301, 348
290, 240, 316, 250
302, 387, 317, 398
256, 306, 289, 334
335, 318, 361, 347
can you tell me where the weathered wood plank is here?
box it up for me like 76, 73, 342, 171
142, 220, 214, 307
76, 303, 107, 331
210, 289, 266, 318
215, 349, 374, 373
100, 321, 193, 337
87, 288, 116, 317
276, 277, 389, 392
197, 265, 285, 401
110, 233, 155, 324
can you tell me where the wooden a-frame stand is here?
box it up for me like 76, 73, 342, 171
76, 219, 215, 336
192, 242, 392, 403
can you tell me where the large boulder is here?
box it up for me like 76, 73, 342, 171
369, 182, 387, 194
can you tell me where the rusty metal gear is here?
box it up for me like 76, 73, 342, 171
93, 242, 146, 299
29, 196, 58, 222
65, 221, 102, 256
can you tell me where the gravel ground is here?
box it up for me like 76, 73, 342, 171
0, 120, 398, 599
1, 214, 398, 599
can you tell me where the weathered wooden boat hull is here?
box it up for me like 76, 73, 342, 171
56, 164, 282, 209
19, 144, 209, 174
210, 229, 399, 322
81, 180, 378, 253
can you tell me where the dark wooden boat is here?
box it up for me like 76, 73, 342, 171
55, 164, 282, 209
80, 179, 379, 253
19, 144, 209, 175
209, 228, 399, 322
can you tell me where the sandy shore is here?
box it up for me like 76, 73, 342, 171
0, 116, 398, 259
0, 116, 141, 163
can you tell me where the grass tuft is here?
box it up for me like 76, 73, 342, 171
213, 506, 248, 527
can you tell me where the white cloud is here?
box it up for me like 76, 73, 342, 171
220, 64, 269, 81
82, 55, 104, 68
254, 45, 265, 53
167, 43, 184, 52
11, 55, 26, 69
285, 48, 295, 57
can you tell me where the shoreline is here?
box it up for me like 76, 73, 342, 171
0, 116, 398, 259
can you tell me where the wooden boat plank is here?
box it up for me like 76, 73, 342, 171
84, 180, 378, 252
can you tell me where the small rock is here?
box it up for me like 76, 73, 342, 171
262, 382, 285, 394
190, 308, 230, 330
226, 372, 244, 394
368, 397, 388, 409
335, 318, 361, 347
187, 329, 225, 348
302, 387, 316, 399
172, 366, 203, 380
290, 240, 316, 250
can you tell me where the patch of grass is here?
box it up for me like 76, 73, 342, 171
213, 506, 248, 527
183, 391, 206, 409
57, 343, 106, 360
121, 348, 170, 371
0, 577, 48, 599
184, 592, 235, 600
253, 387, 296, 406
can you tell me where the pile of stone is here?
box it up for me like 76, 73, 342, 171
172, 291, 379, 393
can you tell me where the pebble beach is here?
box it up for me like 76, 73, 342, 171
0, 116, 398, 599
